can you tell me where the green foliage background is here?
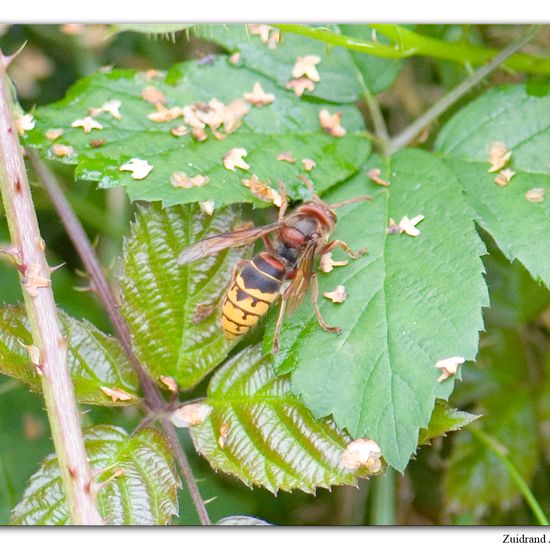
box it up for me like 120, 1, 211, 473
1, 23, 550, 525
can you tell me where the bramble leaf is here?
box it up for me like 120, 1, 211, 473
23, 56, 369, 210
265, 150, 488, 471
0, 305, 139, 406
11, 425, 179, 525
119, 203, 248, 389
435, 84, 550, 288
189, 344, 375, 494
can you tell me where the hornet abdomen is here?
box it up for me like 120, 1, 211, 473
221, 252, 286, 339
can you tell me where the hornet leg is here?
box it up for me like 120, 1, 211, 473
311, 273, 342, 335
322, 239, 367, 260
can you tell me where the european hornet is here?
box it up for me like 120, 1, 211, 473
178, 180, 371, 353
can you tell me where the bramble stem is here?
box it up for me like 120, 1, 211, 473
274, 24, 550, 75
0, 51, 102, 525
387, 25, 540, 154
27, 149, 212, 526
469, 426, 549, 526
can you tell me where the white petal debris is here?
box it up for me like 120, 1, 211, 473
525, 187, 545, 203
435, 356, 465, 382
494, 168, 516, 187
323, 285, 347, 304
286, 77, 316, 97
342, 438, 383, 473
224, 147, 250, 171
241, 175, 282, 207
147, 103, 184, 123
171, 403, 213, 428
319, 109, 346, 137
89, 99, 122, 120
292, 55, 321, 82
15, 113, 35, 135
319, 253, 349, 273
171, 171, 209, 189
229, 52, 241, 65
244, 82, 275, 107
51, 144, 75, 157
199, 200, 215, 215
218, 422, 230, 449
247, 24, 272, 44
368, 167, 391, 187
387, 215, 425, 237
302, 158, 316, 172
45, 128, 64, 140
100, 386, 134, 402
71, 116, 103, 133
141, 86, 166, 104
488, 141, 512, 173
119, 158, 153, 180
170, 124, 189, 137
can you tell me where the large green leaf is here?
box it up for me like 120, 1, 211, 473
189, 344, 374, 494
265, 150, 488, 471
23, 56, 369, 209
0, 305, 139, 406
11, 425, 179, 525
435, 84, 550, 288
119, 203, 248, 389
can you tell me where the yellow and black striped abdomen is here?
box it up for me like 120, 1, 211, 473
221, 253, 286, 339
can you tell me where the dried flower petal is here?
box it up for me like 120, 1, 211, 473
89, 99, 122, 120
319, 253, 348, 273
192, 127, 208, 142
171, 403, 213, 428
229, 52, 240, 64
342, 438, 382, 472
119, 158, 153, 180
319, 109, 346, 137
199, 200, 215, 215
436, 356, 465, 382
141, 86, 166, 104
71, 116, 103, 134
525, 187, 545, 203
241, 175, 282, 206
51, 144, 74, 157
45, 128, 64, 140
324, 285, 347, 304
494, 168, 516, 187
292, 55, 321, 82
286, 77, 315, 97
15, 113, 35, 135
19, 341, 41, 366
147, 103, 183, 123
171, 171, 209, 189
301, 158, 316, 172
244, 82, 275, 107
247, 24, 272, 44
100, 386, 134, 402
387, 215, 425, 237
22, 264, 51, 298
276, 151, 296, 163
368, 168, 391, 187
160, 375, 178, 393
488, 141, 512, 173
224, 147, 250, 171
218, 422, 230, 448
171, 124, 189, 137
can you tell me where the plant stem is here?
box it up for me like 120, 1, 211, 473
469, 426, 549, 526
27, 150, 212, 526
387, 25, 540, 155
274, 24, 550, 75
370, 468, 396, 525
0, 52, 102, 525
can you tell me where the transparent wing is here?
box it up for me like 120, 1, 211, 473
285, 241, 316, 314
177, 222, 281, 265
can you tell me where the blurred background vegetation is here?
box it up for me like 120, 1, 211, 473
1, 23, 550, 525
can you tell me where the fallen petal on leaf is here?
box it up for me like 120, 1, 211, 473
342, 438, 382, 473
323, 285, 347, 303
224, 147, 250, 171
120, 158, 153, 180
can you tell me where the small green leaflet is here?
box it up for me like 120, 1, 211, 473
23, 56, 369, 210
119, 203, 248, 389
265, 150, 488, 471
11, 426, 179, 525
0, 305, 139, 406
435, 84, 550, 289
188, 344, 375, 494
